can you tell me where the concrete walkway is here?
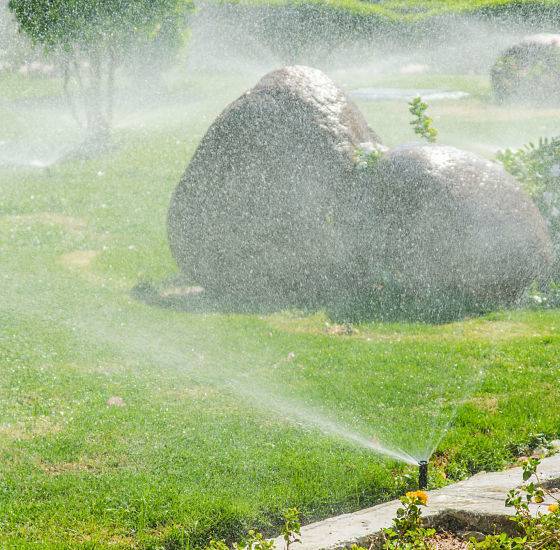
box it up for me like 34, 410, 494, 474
272, 453, 560, 550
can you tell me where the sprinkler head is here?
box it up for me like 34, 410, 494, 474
418, 461, 428, 490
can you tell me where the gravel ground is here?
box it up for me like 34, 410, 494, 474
430, 533, 469, 549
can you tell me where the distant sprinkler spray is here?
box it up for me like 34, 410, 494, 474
418, 461, 428, 490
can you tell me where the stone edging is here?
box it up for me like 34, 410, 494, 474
272, 453, 560, 549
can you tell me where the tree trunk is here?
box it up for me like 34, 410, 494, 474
85, 48, 110, 143
106, 45, 116, 128
62, 56, 84, 128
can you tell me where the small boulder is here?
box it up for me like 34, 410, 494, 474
362, 144, 553, 321
491, 34, 560, 103
107, 396, 125, 407
168, 65, 380, 306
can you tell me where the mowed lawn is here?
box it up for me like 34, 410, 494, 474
1, 71, 560, 549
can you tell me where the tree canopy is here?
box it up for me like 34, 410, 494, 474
8, 0, 193, 50
8, 0, 193, 138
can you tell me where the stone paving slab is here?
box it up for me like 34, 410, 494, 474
272, 453, 560, 550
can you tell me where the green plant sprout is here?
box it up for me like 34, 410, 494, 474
471, 457, 560, 549
408, 97, 438, 143
354, 147, 383, 170
381, 491, 434, 549
282, 507, 301, 550
204, 509, 300, 550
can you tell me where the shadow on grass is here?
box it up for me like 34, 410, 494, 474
131, 275, 495, 325
131, 275, 314, 316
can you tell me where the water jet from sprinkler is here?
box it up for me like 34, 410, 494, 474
418, 461, 428, 490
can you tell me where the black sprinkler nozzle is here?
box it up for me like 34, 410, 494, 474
418, 461, 428, 490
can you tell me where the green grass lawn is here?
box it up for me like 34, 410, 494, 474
1, 70, 560, 549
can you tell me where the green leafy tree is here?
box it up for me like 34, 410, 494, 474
9, 0, 191, 141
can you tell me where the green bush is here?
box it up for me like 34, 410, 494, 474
198, 1, 560, 63
497, 137, 560, 278
491, 40, 560, 104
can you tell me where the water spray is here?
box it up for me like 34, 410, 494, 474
418, 461, 428, 490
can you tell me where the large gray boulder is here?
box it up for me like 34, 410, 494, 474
168, 65, 380, 306
168, 66, 553, 320
361, 144, 554, 321
491, 34, 560, 103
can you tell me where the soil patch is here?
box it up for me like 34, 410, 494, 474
59, 250, 99, 269
6, 212, 87, 234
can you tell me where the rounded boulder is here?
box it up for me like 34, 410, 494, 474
364, 144, 553, 321
168, 65, 380, 306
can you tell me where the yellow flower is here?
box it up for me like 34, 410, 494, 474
549, 503, 559, 513
406, 490, 429, 506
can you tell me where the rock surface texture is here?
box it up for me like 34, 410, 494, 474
362, 144, 553, 321
491, 34, 560, 103
168, 65, 380, 306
